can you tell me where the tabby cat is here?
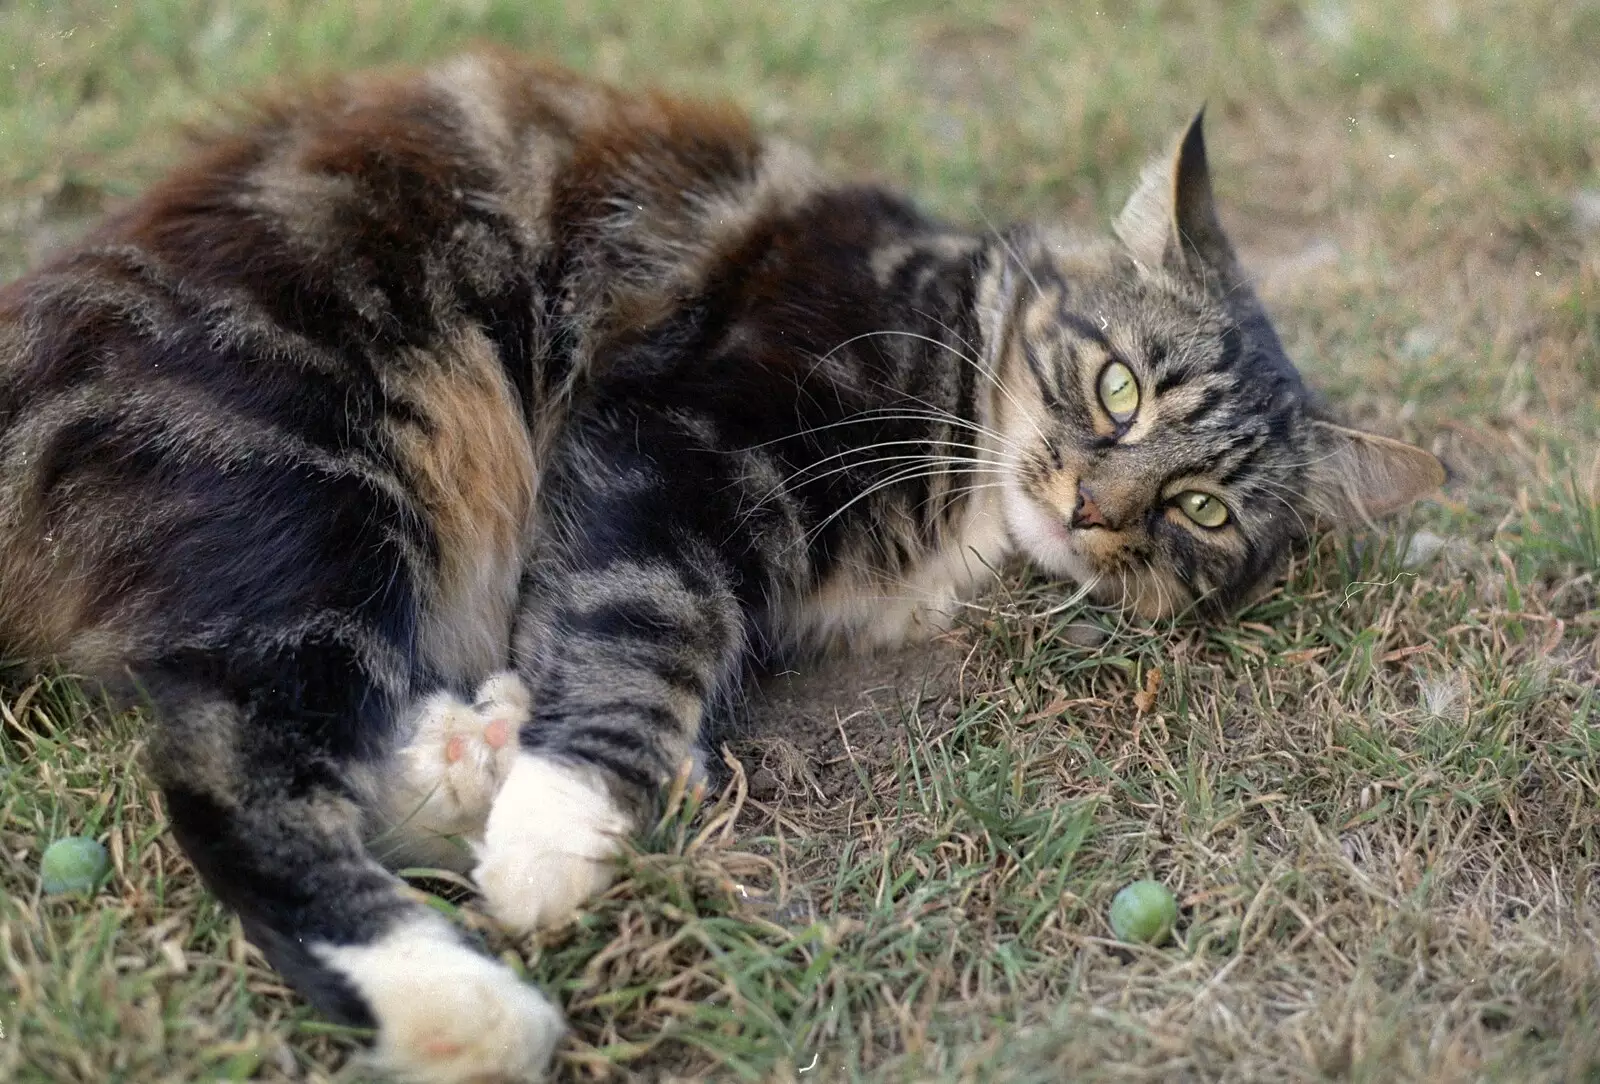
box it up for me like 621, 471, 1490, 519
0, 51, 1443, 1081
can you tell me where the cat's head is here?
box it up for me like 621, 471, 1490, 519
989, 111, 1444, 619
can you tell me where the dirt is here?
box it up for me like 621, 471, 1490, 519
728, 636, 973, 806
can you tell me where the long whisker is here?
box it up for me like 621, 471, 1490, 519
961, 574, 1104, 622
809, 327, 975, 371
911, 303, 1046, 445
810, 320, 1051, 457
909, 479, 1009, 525
972, 220, 1065, 451
772, 439, 1011, 489
772, 456, 1012, 511
797, 462, 1001, 550
731, 405, 1026, 458
878, 386, 1038, 456
915, 306, 983, 366
1152, 561, 1172, 624
976, 213, 1045, 301
917, 479, 1009, 505
1247, 478, 1313, 537
814, 326, 1045, 449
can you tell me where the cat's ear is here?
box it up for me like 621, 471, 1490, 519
1114, 109, 1244, 289
1303, 420, 1447, 525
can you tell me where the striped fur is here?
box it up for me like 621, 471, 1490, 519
0, 51, 1444, 1080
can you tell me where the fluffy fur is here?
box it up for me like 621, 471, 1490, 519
0, 50, 1444, 1080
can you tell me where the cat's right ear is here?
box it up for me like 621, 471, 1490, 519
1303, 419, 1448, 526
1113, 109, 1246, 293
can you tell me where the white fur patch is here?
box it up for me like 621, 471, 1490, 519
474, 755, 632, 934
318, 915, 564, 1083
368, 672, 529, 871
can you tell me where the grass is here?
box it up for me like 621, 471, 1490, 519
2, 0, 1598, 1079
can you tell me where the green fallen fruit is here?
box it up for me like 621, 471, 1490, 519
40, 836, 111, 896
1109, 879, 1177, 944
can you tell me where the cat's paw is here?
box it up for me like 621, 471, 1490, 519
474, 755, 632, 933
398, 672, 530, 836
319, 915, 564, 1083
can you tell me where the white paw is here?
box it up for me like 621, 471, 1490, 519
318, 916, 564, 1083
474, 755, 633, 934
396, 671, 530, 838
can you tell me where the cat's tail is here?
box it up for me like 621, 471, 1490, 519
140, 666, 564, 1083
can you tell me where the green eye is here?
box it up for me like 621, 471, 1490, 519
1097, 361, 1140, 423
1175, 491, 1229, 529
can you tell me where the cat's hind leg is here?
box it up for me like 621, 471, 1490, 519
146, 666, 562, 1083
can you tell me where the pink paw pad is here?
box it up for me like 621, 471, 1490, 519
483, 718, 511, 749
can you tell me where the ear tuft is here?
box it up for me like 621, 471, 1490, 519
1304, 420, 1447, 525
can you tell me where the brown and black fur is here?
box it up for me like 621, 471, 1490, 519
0, 50, 1444, 1078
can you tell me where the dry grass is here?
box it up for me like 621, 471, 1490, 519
2, 1, 1598, 1080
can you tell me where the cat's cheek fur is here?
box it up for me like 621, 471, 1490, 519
474, 755, 633, 933
315, 915, 565, 1083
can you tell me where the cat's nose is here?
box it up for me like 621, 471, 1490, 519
1071, 483, 1108, 529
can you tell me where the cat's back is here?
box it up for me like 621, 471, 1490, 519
0, 52, 803, 678
0, 48, 793, 367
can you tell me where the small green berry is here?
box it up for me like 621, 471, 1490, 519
40, 836, 110, 896
1109, 879, 1177, 944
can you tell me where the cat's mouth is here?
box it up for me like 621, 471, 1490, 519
1000, 475, 1191, 619
999, 475, 1106, 586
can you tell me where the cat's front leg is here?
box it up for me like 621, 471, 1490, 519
472, 558, 741, 931
472, 404, 759, 933
474, 756, 636, 931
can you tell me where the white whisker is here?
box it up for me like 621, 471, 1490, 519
773, 457, 1012, 511
771, 439, 1011, 491
797, 462, 1001, 550
976, 214, 1045, 300
812, 326, 1045, 452
961, 574, 1103, 622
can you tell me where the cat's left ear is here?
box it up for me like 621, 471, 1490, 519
1114, 109, 1244, 291
1303, 420, 1448, 525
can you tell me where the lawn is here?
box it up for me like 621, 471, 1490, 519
2, 1, 1597, 1080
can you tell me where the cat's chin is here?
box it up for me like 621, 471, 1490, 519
999, 482, 1102, 590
